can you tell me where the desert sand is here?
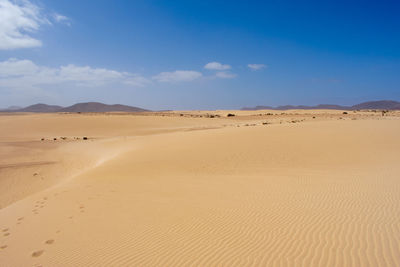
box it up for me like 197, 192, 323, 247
0, 110, 400, 266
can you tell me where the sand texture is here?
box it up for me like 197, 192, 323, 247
0, 110, 400, 266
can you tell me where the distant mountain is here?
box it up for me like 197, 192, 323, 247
0, 102, 149, 113
242, 100, 400, 111
351, 100, 400, 110
59, 102, 148, 112
18, 104, 63, 113
313, 104, 349, 110
6, 105, 22, 110
3, 100, 399, 113
0, 105, 22, 111
242, 105, 274, 110
242, 104, 348, 110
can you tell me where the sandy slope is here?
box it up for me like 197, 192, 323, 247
0, 111, 400, 266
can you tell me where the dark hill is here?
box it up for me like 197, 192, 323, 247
1, 102, 149, 113
351, 100, 400, 110
242, 104, 348, 110
242, 100, 400, 111
59, 102, 149, 112
18, 104, 63, 113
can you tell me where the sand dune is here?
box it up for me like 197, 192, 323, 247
0, 111, 400, 266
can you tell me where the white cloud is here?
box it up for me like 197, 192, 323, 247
53, 13, 71, 26
0, 0, 44, 49
248, 64, 266, 70
58, 64, 125, 86
0, 0, 69, 50
0, 58, 39, 76
0, 58, 150, 88
0, 58, 237, 93
153, 70, 202, 82
204, 62, 231, 71
215, 71, 236, 79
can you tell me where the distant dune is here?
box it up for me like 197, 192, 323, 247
242, 100, 400, 110
1, 102, 149, 113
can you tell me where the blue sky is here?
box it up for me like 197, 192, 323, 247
0, 0, 399, 110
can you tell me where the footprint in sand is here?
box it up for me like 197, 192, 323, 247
17, 217, 24, 221
32, 250, 44, 257
3, 232, 10, 237
2, 228, 8, 232
45, 239, 54, 245
1, 245, 7, 249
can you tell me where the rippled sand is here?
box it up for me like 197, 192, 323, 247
0, 110, 399, 266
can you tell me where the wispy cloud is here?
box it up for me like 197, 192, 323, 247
152, 70, 202, 82
0, 0, 69, 50
53, 13, 71, 26
215, 71, 236, 79
0, 58, 239, 94
204, 62, 231, 71
0, 58, 150, 88
248, 64, 266, 71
